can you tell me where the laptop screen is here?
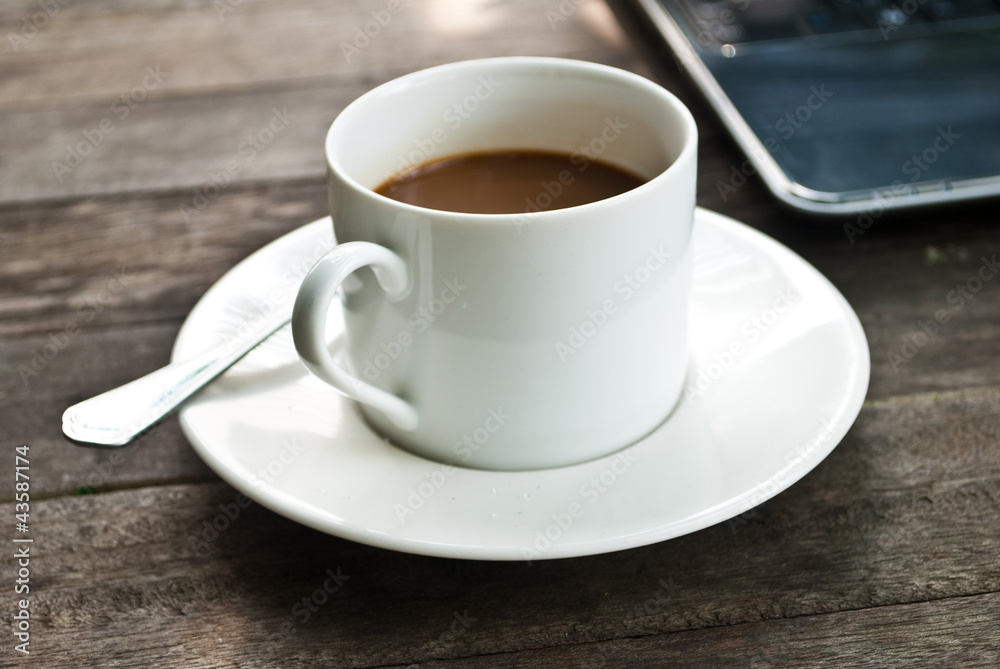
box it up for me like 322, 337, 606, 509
654, 0, 1000, 207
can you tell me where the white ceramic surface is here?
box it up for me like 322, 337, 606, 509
293, 57, 698, 470
175, 209, 870, 561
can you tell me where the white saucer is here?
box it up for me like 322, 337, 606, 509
175, 208, 869, 561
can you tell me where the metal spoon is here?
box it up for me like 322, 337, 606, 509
63, 217, 339, 447
62, 305, 292, 447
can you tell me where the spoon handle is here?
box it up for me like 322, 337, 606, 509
62, 314, 290, 447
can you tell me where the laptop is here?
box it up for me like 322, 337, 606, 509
627, 0, 1000, 214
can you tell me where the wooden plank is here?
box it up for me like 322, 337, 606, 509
0, 64, 728, 204
3, 395, 216, 499
1, 324, 218, 500
2, 443, 997, 666
0, 56, 682, 203
0, 0, 645, 105
809, 228, 1000, 400
0, 82, 354, 203
0, 181, 329, 338
0, 61, 733, 205
0, 0, 652, 203
402, 592, 1000, 668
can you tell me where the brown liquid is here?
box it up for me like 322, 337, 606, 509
374, 150, 645, 215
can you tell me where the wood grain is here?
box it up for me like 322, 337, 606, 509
2, 0, 999, 666
2, 441, 997, 667
0, 0, 642, 105
406, 592, 1000, 668
0, 0, 648, 204
0, 181, 329, 338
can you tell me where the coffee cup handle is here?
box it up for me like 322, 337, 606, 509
292, 241, 419, 431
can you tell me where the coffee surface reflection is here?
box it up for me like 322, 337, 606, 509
374, 150, 645, 215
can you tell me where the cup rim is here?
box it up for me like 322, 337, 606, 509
325, 56, 698, 223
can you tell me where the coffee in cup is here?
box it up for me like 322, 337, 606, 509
374, 149, 646, 214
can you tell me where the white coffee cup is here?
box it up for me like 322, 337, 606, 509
292, 57, 697, 471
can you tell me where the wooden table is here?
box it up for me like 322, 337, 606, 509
2, 1, 998, 666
